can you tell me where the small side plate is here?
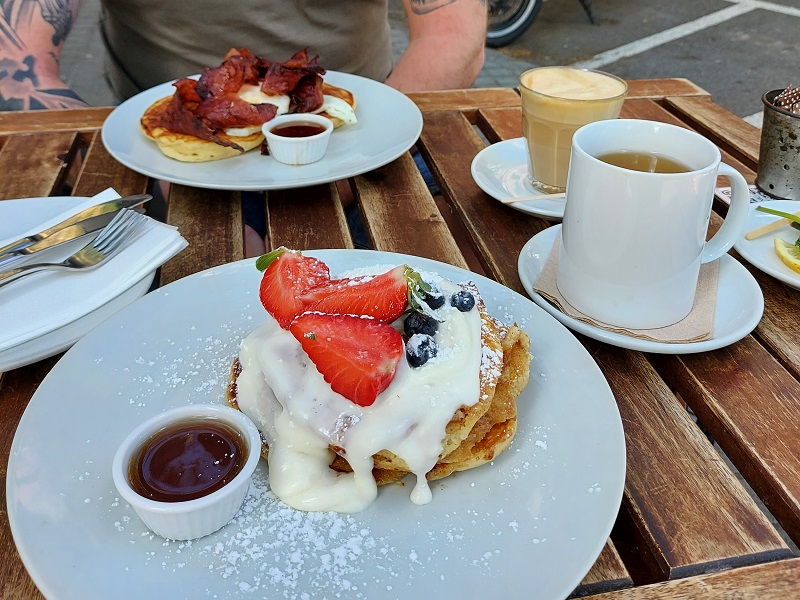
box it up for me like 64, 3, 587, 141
733, 199, 800, 291
471, 138, 565, 221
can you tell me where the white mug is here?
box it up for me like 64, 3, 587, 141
556, 119, 751, 329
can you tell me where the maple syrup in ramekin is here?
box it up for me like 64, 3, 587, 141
128, 419, 247, 503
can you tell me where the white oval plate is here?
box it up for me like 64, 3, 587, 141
101, 72, 423, 191
8, 250, 624, 600
471, 138, 566, 221
519, 225, 764, 354
733, 199, 800, 290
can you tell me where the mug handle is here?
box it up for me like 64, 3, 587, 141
701, 163, 750, 263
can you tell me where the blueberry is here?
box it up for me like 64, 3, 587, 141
450, 290, 475, 312
406, 334, 437, 368
421, 286, 445, 309
404, 312, 439, 337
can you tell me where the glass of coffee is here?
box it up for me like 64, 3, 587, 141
518, 66, 627, 193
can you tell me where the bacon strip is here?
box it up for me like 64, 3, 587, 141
160, 84, 243, 151
194, 94, 278, 129
260, 49, 326, 96
291, 74, 324, 113
196, 48, 264, 99
157, 48, 328, 148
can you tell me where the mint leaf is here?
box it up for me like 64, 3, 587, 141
255, 247, 288, 272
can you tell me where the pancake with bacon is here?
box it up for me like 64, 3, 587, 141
140, 48, 356, 163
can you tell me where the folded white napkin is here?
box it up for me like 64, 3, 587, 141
0, 188, 188, 352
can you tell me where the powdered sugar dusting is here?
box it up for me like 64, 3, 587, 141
198, 471, 396, 596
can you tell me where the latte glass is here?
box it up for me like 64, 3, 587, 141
518, 66, 627, 193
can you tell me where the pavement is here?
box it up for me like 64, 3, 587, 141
62, 0, 800, 128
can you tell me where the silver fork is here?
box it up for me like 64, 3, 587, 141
0, 209, 148, 289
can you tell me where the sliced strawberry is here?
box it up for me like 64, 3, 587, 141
258, 248, 330, 328
289, 313, 403, 406
298, 265, 410, 323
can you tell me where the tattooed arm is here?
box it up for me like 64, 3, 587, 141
0, 0, 86, 110
386, 0, 486, 93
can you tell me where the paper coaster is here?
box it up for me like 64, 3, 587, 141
534, 234, 719, 344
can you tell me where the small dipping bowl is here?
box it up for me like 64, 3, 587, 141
112, 404, 261, 540
263, 113, 333, 165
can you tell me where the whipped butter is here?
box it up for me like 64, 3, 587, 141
225, 89, 357, 136
235, 269, 483, 513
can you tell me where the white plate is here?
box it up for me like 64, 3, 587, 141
471, 138, 566, 221
733, 199, 800, 290
0, 196, 154, 371
101, 72, 423, 191
8, 250, 625, 600
519, 225, 764, 354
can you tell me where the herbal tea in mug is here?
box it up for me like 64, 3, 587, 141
595, 151, 691, 174
556, 119, 751, 329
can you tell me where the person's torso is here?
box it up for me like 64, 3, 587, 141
100, 0, 392, 101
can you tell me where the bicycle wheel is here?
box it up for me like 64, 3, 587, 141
486, 0, 542, 48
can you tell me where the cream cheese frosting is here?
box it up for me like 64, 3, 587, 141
235, 268, 483, 513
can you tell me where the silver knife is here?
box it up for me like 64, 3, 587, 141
0, 210, 140, 272
0, 193, 151, 261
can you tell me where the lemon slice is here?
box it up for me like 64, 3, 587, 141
774, 238, 800, 274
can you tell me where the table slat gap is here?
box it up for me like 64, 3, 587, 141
0, 131, 79, 200
266, 183, 353, 251
589, 556, 800, 599
416, 110, 548, 289
476, 106, 522, 143
664, 96, 761, 167
160, 186, 244, 285
71, 132, 150, 198
353, 152, 468, 268
590, 344, 790, 580
651, 339, 800, 546
570, 540, 635, 597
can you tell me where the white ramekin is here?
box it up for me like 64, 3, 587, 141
111, 404, 262, 540
262, 113, 334, 165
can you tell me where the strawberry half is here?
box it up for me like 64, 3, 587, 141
257, 248, 330, 329
298, 265, 410, 323
289, 313, 403, 406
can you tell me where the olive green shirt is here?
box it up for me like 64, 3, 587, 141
100, 0, 393, 101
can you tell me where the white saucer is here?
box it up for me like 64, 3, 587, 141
471, 138, 566, 221
733, 199, 800, 291
518, 225, 764, 354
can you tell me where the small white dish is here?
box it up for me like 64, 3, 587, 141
733, 199, 800, 290
518, 225, 764, 354
112, 404, 262, 540
263, 113, 333, 165
471, 138, 566, 221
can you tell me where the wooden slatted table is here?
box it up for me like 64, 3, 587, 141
2, 77, 799, 599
